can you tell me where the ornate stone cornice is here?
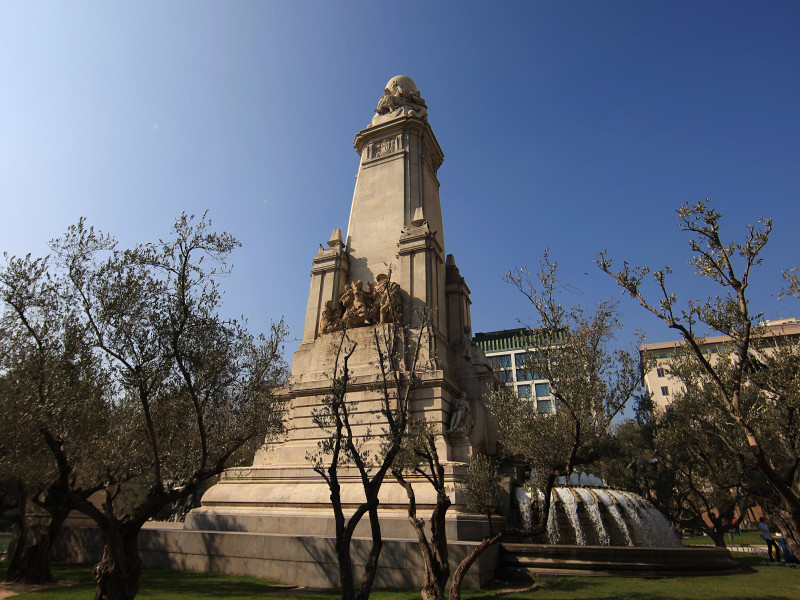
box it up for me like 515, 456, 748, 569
353, 116, 444, 172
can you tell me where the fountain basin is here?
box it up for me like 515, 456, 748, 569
496, 543, 741, 578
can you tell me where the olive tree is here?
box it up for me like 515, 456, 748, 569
391, 419, 453, 600
442, 252, 644, 600
390, 416, 502, 600
1, 213, 288, 600
598, 199, 800, 554
308, 312, 426, 600
0, 254, 111, 583
652, 391, 752, 547
505, 251, 643, 477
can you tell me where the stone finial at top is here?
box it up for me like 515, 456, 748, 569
327, 228, 343, 248
370, 75, 428, 127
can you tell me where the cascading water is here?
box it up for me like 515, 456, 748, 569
554, 487, 586, 545
608, 489, 652, 546
515, 479, 679, 548
515, 487, 533, 530
595, 488, 633, 546
641, 504, 679, 546
514, 486, 561, 544
574, 488, 609, 545
546, 496, 560, 544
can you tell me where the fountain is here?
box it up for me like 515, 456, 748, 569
514, 484, 679, 547
500, 478, 738, 577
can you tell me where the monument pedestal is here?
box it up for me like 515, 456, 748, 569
184, 76, 497, 587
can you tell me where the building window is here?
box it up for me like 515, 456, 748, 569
537, 399, 554, 413
498, 370, 514, 383
515, 352, 534, 366
656, 367, 665, 378
661, 386, 669, 396
535, 382, 550, 398
489, 354, 512, 369
517, 384, 531, 399
516, 368, 534, 382
514, 353, 538, 382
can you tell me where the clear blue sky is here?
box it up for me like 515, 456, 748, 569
2, 1, 798, 357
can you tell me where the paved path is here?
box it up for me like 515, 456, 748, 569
0, 580, 77, 599
728, 544, 768, 557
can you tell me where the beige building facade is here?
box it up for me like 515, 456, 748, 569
641, 318, 800, 412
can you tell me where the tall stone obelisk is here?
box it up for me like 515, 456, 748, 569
186, 76, 494, 544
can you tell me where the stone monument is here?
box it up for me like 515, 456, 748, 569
183, 75, 496, 585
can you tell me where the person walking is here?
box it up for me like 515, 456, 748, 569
759, 517, 781, 561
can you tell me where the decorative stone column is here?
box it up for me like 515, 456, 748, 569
300, 228, 349, 344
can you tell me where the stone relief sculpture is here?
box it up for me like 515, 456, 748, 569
340, 280, 372, 328
371, 273, 401, 325
371, 75, 427, 126
319, 273, 402, 335
319, 300, 343, 334
449, 393, 474, 435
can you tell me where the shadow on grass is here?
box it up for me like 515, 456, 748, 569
137, 568, 302, 599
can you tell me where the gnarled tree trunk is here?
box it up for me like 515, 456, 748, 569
5, 492, 30, 583
7, 507, 69, 584
92, 523, 143, 600
448, 531, 504, 600
394, 470, 450, 600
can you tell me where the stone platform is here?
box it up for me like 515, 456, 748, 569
54, 524, 499, 588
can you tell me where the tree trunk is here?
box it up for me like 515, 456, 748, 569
448, 531, 504, 600
336, 528, 356, 600
395, 471, 450, 600
773, 507, 800, 558
5, 492, 30, 583
708, 529, 727, 548
355, 500, 382, 600
8, 508, 69, 584
92, 524, 143, 600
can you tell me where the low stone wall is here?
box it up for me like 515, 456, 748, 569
497, 543, 741, 578
54, 525, 498, 589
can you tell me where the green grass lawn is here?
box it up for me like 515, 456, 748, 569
2, 554, 799, 600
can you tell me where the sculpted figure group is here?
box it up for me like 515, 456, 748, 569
320, 273, 402, 335
371, 75, 427, 125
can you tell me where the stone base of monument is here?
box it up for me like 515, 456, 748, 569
53, 523, 499, 588
183, 460, 491, 541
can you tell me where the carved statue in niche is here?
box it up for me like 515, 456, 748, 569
371, 75, 427, 126
318, 273, 402, 336
449, 393, 473, 435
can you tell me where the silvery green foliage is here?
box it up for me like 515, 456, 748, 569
43, 213, 288, 506
2, 213, 288, 598
502, 250, 643, 483
459, 453, 500, 517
